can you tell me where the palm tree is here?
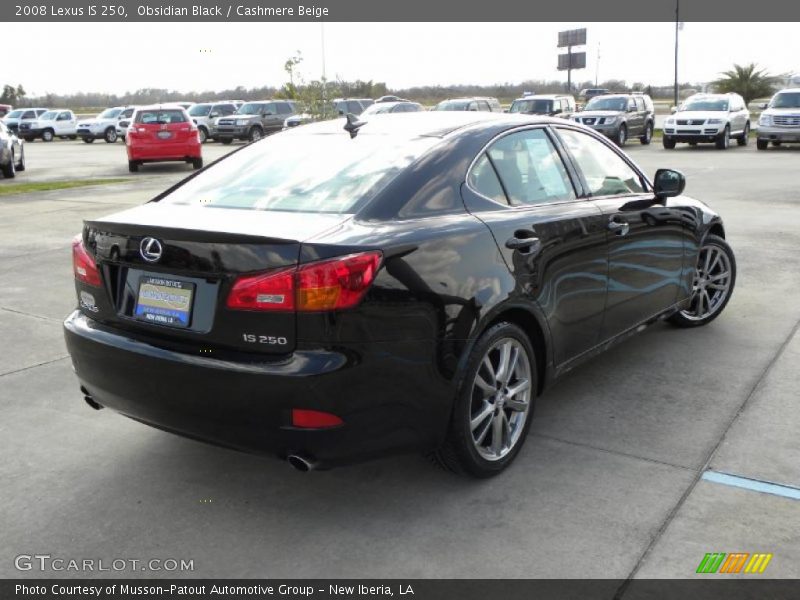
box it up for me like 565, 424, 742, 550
713, 63, 779, 106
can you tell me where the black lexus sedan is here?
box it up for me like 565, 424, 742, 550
64, 112, 736, 477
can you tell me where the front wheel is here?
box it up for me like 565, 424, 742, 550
198, 127, 208, 144
83, 137, 95, 144
669, 234, 736, 328
715, 126, 730, 150
104, 128, 118, 143
615, 124, 627, 146
639, 122, 653, 145
756, 139, 768, 150
662, 136, 676, 149
220, 138, 232, 145
737, 122, 750, 146
432, 322, 537, 478
42, 129, 54, 142
248, 127, 263, 142
2, 151, 16, 178
16, 147, 25, 172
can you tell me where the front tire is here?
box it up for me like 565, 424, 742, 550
662, 136, 676, 149
16, 147, 25, 172
756, 139, 768, 150
737, 122, 750, 146
83, 137, 95, 144
248, 126, 263, 142
220, 138, 233, 145
715, 126, 730, 150
2, 151, 16, 178
198, 127, 208, 144
433, 322, 537, 478
42, 129, 54, 142
615, 124, 627, 146
669, 234, 735, 328
104, 128, 118, 143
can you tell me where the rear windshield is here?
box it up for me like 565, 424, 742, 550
510, 99, 553, 114
681, 99, 728, 112
770, 92, 800, 109
158, 132, 441, 214
434, 101, 469, 111
584, 97, 627, 111
188, 104, 212, 116
135, 109, 188, 124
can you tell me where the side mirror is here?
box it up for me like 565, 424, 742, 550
653, 168, 686, 199
503, 109, 509, 113
552, 108, 562, 115
209, 111, 219, 118
670, 106, 677, 114
758, 102, 768, 110
627, 106, 636, 112
119, 120, 130, 128
262, 111, 272, 117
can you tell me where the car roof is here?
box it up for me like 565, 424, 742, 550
776, 88, 800, 94
134, 104, 188, 111
513, 94, 569, 101
282, 111, 554, 139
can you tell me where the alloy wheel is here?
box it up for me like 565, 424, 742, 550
680, 243, 732, 321
469, 338, 532, 461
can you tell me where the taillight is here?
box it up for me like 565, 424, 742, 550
72, 235, 101, 287
226, 251, 382, 312
291, 409, 343, 429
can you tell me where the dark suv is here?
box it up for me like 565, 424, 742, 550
216, 100, 299, 144
574, 93, 655, 146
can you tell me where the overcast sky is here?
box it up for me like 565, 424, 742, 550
5, 22, 799, 96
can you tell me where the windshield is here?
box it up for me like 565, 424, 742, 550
770, 92, 800, 109
99, 108, 122, 119
585, 97, 627, 111
434, 100, 470, 111
159, 132, 441, 214
362, 104, 395, 115
237, 103, 266, 115
6, 110, 23, 118
188, 104, 212, 116
40, 111, 58, 120
510, 99, 553, 114
681, 99, 728, 112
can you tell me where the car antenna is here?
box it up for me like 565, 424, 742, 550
343, 113, 366, 138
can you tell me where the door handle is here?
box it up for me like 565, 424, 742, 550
607, 219, 630, 236
505, 233, 542, 253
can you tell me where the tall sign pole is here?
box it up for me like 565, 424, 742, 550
557, 28, 587, 94
674, 0, 679, 107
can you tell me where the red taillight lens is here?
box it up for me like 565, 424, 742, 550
291, 409, 343, 429
226, 267, 295, 311
297, 251, 382, 311
72, 235, 101, 287
226, 251, 382, 312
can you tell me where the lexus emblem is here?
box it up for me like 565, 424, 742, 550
139, 237, 163, 262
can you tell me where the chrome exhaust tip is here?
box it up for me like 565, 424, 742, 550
287, 454, 316, 472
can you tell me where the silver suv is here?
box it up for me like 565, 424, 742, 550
216, 100, 299, 144
187, 102, 238, 143
757, 88, 800, 150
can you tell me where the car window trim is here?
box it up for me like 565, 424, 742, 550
464, 124, 589, 211
551, 124, 653, 199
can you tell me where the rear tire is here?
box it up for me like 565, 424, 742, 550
715, 125, 730, 150
128, 160, 139, 173
737, 122, 749, 146
2, 151, 16, 178
662, 136, 676, 149
639, 122, 653, 145
191, 157, 203, 170
669, 234, 735, 328
432, 321, 537, 478
104, 128, 117, 143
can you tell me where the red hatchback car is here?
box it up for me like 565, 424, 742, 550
126, 105, 202, 172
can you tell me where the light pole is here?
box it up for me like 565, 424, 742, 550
674, 0, 680, 107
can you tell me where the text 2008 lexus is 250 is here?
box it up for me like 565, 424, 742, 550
64, 112, 736, 477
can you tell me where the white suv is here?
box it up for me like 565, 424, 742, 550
663, 93, 750, 150
756, 88, 800, 150
77, 106, 133, 143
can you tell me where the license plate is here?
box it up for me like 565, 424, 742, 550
157, 131, 173, 139
134, 276, 194, 328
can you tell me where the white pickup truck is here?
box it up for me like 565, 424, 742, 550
19, 110, 78, 142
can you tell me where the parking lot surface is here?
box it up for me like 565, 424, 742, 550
1, 139, 799, 582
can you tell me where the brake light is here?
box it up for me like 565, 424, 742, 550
72, 235, 101, 287
226, 251, 382, 312
291, 409, 343, 429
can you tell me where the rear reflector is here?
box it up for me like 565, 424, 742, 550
227, 251, 382, 312
291, 409, 344, 429
72, 235, 102, 287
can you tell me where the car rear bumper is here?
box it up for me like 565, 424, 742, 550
127, 142, 201, 161
63, 311, 451, 467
